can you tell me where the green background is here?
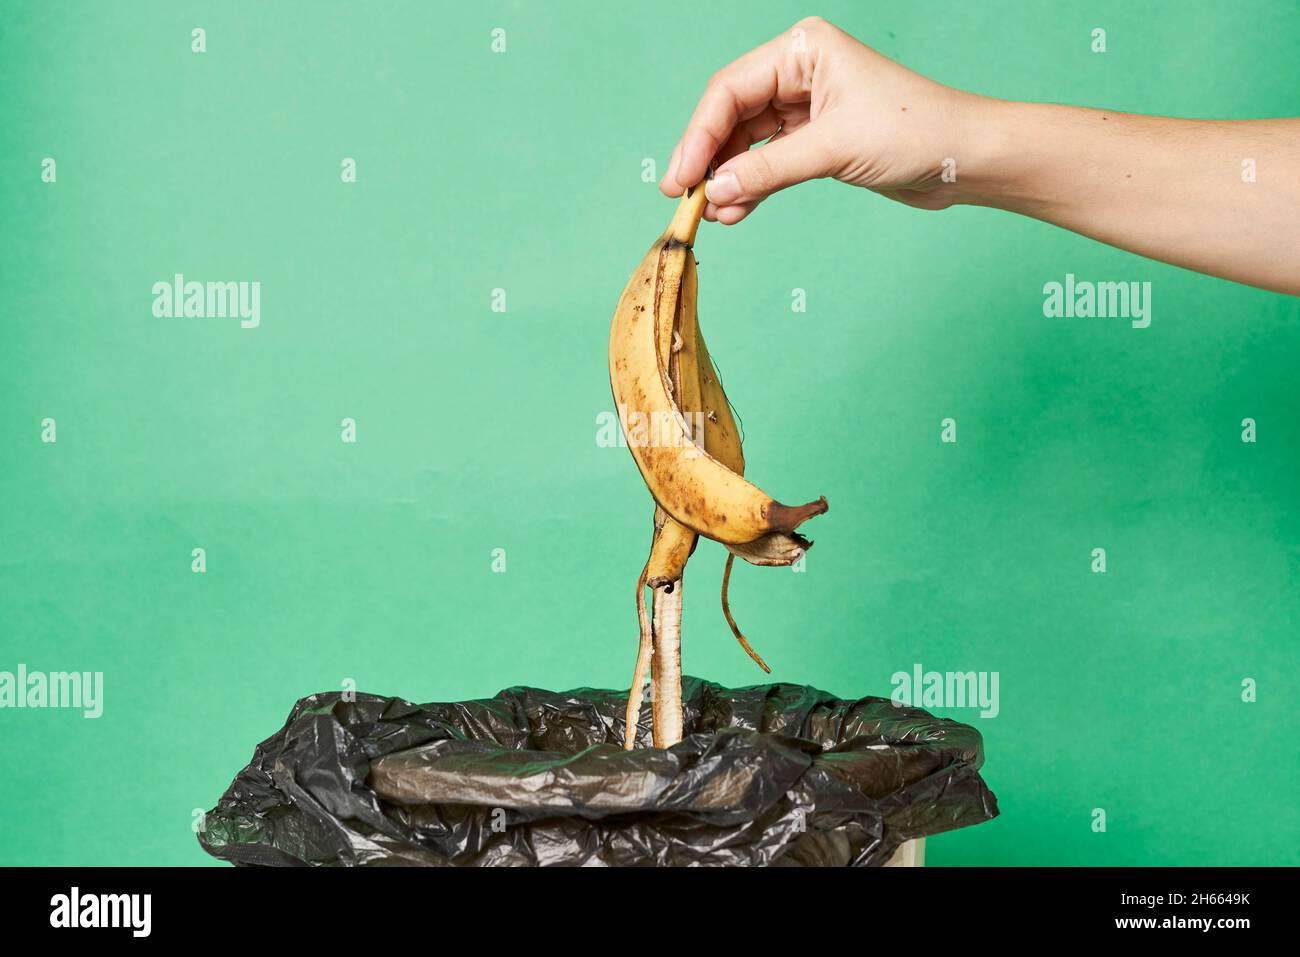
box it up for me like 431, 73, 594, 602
2, 0, 1297, 866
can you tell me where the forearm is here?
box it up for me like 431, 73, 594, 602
959, 98, 1300, 294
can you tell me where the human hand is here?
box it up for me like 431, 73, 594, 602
662, 16, 1300, 294
660, 16, 989, 223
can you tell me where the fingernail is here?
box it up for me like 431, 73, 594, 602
705, 171, 740, 205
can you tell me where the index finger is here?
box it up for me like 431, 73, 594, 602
673, 25, 815, 189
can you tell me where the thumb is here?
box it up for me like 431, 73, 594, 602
704, 126, 830, 207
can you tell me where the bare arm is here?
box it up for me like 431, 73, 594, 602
662, 17, 1300, 295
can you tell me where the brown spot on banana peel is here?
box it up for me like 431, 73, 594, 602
765, 496, 829, 536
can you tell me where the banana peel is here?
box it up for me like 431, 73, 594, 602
612, 183, 827, 750
609, 187, 827, 548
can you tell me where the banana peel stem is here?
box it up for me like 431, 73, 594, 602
665, 180, 709, 246
722, 553, 771, 673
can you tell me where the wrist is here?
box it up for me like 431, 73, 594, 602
948, 95, 1045, 211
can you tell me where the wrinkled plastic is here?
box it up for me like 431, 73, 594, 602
199, 676, 998, 866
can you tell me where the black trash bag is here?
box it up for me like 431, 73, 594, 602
199, 676, 998, 866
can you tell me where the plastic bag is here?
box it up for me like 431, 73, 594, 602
199, 676, 998, 866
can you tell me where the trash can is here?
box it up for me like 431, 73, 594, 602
199, 676, 997, 866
